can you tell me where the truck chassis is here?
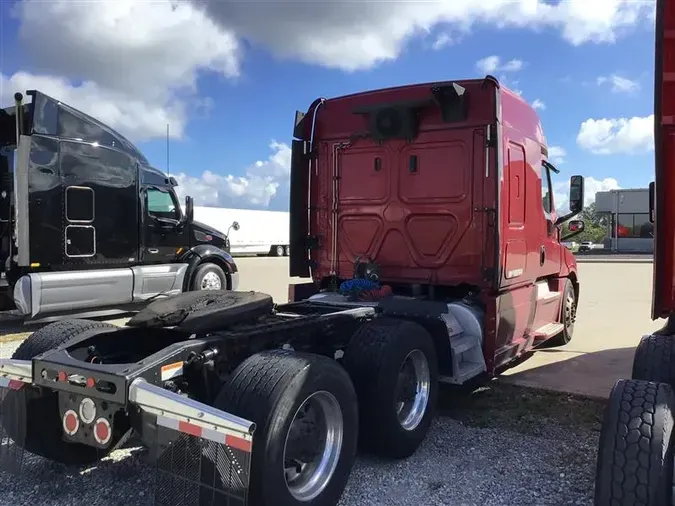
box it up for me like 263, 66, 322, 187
0, 289, 448, 506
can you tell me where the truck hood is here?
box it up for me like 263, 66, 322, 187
653, 0, 675, 319
192, 220, 229, 250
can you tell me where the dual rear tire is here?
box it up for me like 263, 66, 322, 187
219, 317, 439, 506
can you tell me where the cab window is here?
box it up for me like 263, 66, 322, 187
541, 164, 553, 215
146, 188, 179, 221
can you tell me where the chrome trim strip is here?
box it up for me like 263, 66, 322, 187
14, 135, 31, 267
128, 378, 256, 438
0, 358, 33, 383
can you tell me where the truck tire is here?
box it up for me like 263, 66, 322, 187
4, 319, 122, 466
342, 317, 439, 459
549, 278, 576, 346
214, 349, 358, 506
272, 245, 285, 257
594, 379, 675, 506
191, 262, 227, 291
632, 334, 675, 387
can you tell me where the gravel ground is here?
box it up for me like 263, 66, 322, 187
0, 377, 604, 506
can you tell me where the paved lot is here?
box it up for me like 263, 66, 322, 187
502, 261, 663, 398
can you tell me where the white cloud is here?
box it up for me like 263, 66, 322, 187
432, 32, 454, 50
597, 74, 640, 93
1, 71, 188, 141
8, 0, 239, 141
532, 99, 546, 110
4, 0, 656, 209
548, 146, 566, 165
173, 141, 292, 210
190, 0, 654, 72
577, 115, 654, 155
476, 56, 525, 74
553, 177, 620, 213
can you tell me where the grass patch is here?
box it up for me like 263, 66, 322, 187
437, 380, 606, 436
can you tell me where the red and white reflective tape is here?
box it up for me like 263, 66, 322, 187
0, 377, 26, 391
156, 414, 252, 453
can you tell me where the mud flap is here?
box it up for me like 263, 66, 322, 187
0, 378, 27, 473
128, 379, 254, 506
152, 425, 251, 506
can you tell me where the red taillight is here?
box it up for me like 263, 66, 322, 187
62, 409, 79, 436
94, 417, 112, 445
86, 377, 95, 388
57, 371, 67, 382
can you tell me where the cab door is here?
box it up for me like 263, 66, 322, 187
142, 185, 187, 262
539, 161, 562, 278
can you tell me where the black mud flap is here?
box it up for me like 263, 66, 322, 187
0, 380, 27, 474
151, 422, 251, 506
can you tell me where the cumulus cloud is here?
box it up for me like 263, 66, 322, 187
548, 146, 566, 165
4, 0, 656, 209
0, 72, 189, 141
577, 115, 654, 155
173, 141, 292, 211
190, 0, 654, 72
553, 176, 621, 214
476, 56, 525, 74
532, 99, 546, 110
597, 74, 640, 93
7, 0, 238, 141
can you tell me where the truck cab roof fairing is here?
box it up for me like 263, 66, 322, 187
14, 90, 149, 165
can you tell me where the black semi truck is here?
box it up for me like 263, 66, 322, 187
0, 91, 240, 320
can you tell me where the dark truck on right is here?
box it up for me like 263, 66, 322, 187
0, 75, 585, 506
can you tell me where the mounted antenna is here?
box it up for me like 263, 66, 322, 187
166, 123, 170, 175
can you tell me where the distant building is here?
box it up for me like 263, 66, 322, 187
595, 188, 654, 253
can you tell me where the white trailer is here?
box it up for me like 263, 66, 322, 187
193, 206, 290, 257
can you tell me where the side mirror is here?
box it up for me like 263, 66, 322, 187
649, 181, 655, 223
555, 175, 585, 226
561, 219, 585, 242
569, 175, 585, 214
568, 220, 585, 233
185, 196, 194, 223
232, 221, 240, 231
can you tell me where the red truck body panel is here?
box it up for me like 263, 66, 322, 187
653, 0, 675, 319
290, 77, 578, 373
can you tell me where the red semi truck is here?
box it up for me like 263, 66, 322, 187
0, 77, 585, 506
594, 1, 675, 505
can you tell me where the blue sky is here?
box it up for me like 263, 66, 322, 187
0, 0, 656, 211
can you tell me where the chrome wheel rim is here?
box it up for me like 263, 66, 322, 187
200, 272, 222, 290
564, 291, 576, 334
395, 349, 431, 431
277, 246, 285, 256
283, 391, 344, 502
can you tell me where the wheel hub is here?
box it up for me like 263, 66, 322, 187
283, 391, 343, 502
200, 272, 222, 290
395, 349, 431, 431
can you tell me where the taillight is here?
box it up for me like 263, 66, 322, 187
93, 417, 112, 445
62, 409, 79, 436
